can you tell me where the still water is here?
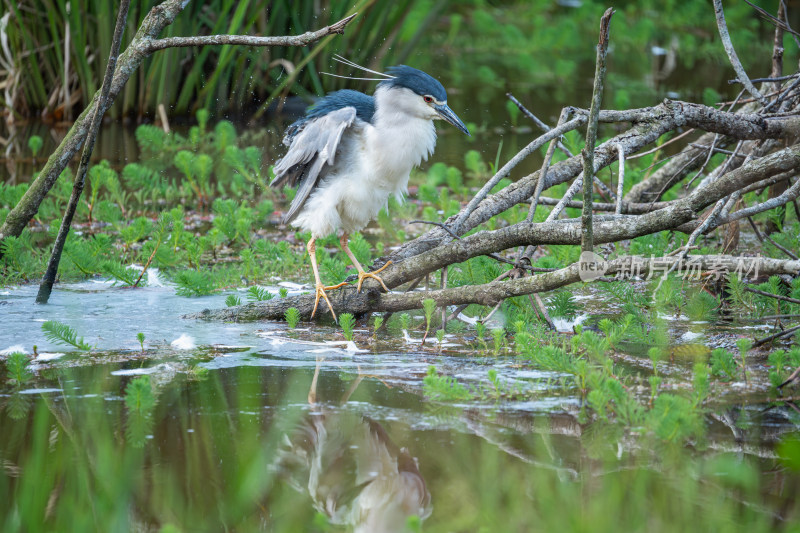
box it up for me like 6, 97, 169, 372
2, 279, 799, 531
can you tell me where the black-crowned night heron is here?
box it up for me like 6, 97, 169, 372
271, 57, 470, 321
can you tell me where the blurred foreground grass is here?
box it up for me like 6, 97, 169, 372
1, 362, 799, 532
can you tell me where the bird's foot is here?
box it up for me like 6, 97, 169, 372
311, 281, 348, 322
356, 261, 392, 293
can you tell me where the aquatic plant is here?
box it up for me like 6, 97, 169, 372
710, 348, 739, 381
399, 313, 411, 332
137, 332, 145, 353
693, 362, 711, 407
101, 260, 140, 287
27, 136, 43, 158
423, 366, 473, 401
223, 146, 263, 186
769, 350, 790, 388
174, 270, 215, 297
474, 321, 489, 352
6, 352, 33, 385
686, 290, 718, 322
648, 347, 665, 376
647, 394, 703, 444
321, 257, 347, 284
484, 368, 511, 399
85, 161, 118, 224
422, 298, 437, 341
124, 376, 156, 448
225, 295, 242, 307
491, 328, 505, 356
339, 313, 355, 341
0, 232, 36, 281
135, 212, 173, 287
212, 199, 254, 245
548, 291, 579, 320
125, 376, 156, 414
247, 286, 273, 302
285, 307, 300, 328
42, 320, 91, 351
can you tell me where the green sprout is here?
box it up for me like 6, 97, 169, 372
125, 376, 155, 413
339, 313, 356, 342
124, 376, 156, 448
6, 352, 33, 385
28, 135, 43, 158
247, 286, 273, 302
137, 332, 145, 353
491, 328, 505, 355
423, 298, 437, 338
285, 307, 300, 328
737, 338, 752, 382
225, 294, 241, 307
423, 366, 473, 401
475, 322, 488, 351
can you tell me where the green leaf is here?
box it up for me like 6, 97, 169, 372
42, 320, 91, 351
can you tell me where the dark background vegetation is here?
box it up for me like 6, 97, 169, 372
3, 0, 798, 124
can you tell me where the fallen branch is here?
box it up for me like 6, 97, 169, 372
753, 324, 800, 348
188, 255, 800, 322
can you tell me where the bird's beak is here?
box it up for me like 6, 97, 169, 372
434, 104, 470, 136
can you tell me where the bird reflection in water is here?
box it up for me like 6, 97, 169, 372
274, 358, 432, 532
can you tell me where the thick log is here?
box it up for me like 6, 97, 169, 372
187, 255, 800, 322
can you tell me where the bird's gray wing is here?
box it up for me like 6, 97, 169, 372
270, 107, 358, 224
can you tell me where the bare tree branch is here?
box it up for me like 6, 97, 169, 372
581, 7, 614, 253
451, 115, 587, 233
385, 101, 800, 267
36, 0, 131, 304
713, 0, 768, 106
143, 14, 357, 52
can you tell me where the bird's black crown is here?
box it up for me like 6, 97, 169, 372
379, 65, 447, 101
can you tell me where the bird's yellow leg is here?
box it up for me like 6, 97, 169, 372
339, 233, 392, 293
307, 238, 347, 321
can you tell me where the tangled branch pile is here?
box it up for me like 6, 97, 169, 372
197, 6, 800, 324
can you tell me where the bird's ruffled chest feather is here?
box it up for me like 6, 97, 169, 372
363, 115, 437, 194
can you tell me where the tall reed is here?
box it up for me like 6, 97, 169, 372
2, 0, 431, 119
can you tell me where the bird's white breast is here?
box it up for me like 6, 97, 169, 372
292, 87, 437, 238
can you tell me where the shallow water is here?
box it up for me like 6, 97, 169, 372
2, 280, 800, 530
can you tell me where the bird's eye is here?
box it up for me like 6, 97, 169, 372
423, 96, 433, 104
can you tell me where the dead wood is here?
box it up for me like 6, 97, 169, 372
187, 255, 800, 322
